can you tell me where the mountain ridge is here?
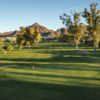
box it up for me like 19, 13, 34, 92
0, 22, 67, 39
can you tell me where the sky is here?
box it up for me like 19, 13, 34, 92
0, 0, 100, 32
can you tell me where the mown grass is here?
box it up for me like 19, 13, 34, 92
0, 42, 100, 100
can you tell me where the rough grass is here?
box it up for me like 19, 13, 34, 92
0, 42, 100, 100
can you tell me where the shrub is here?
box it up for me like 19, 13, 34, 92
3, 44, 14, 53
0, 42, 3, 50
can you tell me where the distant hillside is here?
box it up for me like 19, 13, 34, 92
29, 23, 67, 39
0, 22, 68, 41
0, 31, 16, 37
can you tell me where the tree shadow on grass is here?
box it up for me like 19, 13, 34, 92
0, 63, 32, 67
1, 61, 100, 73
38, 49, 100, 58
36, 64, 100, 73
0, 55, 100, 73
8, 71, 100, 81
0, 55, 99, 63
0, 79, 100, 100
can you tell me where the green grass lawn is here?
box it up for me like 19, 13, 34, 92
0, 42, 100, 100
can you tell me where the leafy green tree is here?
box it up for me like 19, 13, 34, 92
17, 26, 41, 48
33, 27, 41, 44
60, 12, 84, 49
19, 40, 25, 49
83, 2, 100, 51
17, 27, 26, 49
25, 27, 35, 46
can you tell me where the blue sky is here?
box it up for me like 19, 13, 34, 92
0, 0, 100, 32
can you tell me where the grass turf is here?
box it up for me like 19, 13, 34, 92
0, 42, 100, 100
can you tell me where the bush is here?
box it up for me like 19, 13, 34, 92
3, 44, 14, 53
59, 34, 73, 42
0, 42, 3, 50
